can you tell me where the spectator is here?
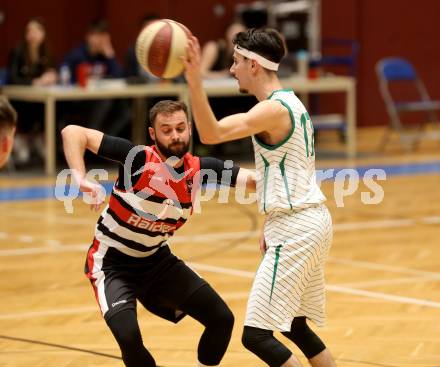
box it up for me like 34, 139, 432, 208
8, 17, 57, 86
60, 19, 130, 137
63, 19, 122, 83
200, 22, 246, 79
7, 17, 56, 165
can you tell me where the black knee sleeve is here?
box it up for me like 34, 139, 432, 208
281, 317, 326, 359
242, 326, 292, 367
106, 309, 156, 367
181, 284, 234, 365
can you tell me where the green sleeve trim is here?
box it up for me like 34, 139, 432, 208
260, 153, 270, 214
254, 98, 295, 150
279, 153, 293, 210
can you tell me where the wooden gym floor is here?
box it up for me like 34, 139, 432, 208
0, 127, 439, 367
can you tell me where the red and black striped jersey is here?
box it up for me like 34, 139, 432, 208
96, 145, 201, 257
93, 135, 240, 258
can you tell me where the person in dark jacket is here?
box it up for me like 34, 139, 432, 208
60, 19, 130, 138
63, 19, 122, 83
8, 17, 57, 86
8, 17, 57, 165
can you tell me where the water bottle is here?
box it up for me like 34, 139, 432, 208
296, 50, 309, 78
59, 64, 71, 86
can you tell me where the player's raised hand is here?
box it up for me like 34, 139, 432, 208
182, 36, 203, 87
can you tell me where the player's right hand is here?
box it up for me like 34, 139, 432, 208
259, 232, 267, 255
78, 178, 106, 212
182, 36, 203, 87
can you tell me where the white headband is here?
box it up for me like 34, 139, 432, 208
234, 45, 280, 71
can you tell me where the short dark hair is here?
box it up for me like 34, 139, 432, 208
88, 19, 109, 34
0, 96, 18, 131
149, 100, 188, 128
233, 28, 286, 64
141, 13, 159, 26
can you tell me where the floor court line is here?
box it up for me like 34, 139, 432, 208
1, 226, 439, 281
3, 208, 440, 231
326, 257, 440, 280
0, 306, 98, 320
2, 243, 438, 296
1, 261, 438, 323
335, 276, 434, 288
0, 292, 252, 321
188, 263, 440, 309
1, 218, 439, 309
0, 209, 95, 225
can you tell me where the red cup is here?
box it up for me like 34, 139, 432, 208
308, 67, 320, 79
76, 63, 91, 87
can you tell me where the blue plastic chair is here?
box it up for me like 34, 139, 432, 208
376, 57, 440, 150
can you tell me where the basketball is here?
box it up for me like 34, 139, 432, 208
135, 19, 192, 79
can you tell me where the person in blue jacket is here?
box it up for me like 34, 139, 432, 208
61, 19, 130, 137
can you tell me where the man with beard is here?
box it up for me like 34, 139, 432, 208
61, 100, 255, 367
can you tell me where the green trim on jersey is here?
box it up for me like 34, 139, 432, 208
260, 153, 270, 213
279, 153, 293, 210
267, 88, 295, 100
269, 244, 283, 303
300, 112, 315, 157
254, 98, 295, 150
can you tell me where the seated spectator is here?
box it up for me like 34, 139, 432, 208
200, 22, 246, 79
8, 17, 57, 86
0, 96, 17, 169
60, 19, 130, 137
63, 19, 122, 83
8, 17, 56, 165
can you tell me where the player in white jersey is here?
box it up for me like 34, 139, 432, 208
184, 28, 336, 367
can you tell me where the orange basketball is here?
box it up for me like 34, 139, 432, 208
135, 19, 192, 79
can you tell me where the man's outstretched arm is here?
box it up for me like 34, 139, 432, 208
200, 157, 256, 192
61, 125, 107, 211
61, 125, 104, 182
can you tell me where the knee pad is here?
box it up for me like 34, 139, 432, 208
242, 326, 292, 367
281, 317, 326, 359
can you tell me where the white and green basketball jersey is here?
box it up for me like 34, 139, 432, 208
252, 89, 325, 213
